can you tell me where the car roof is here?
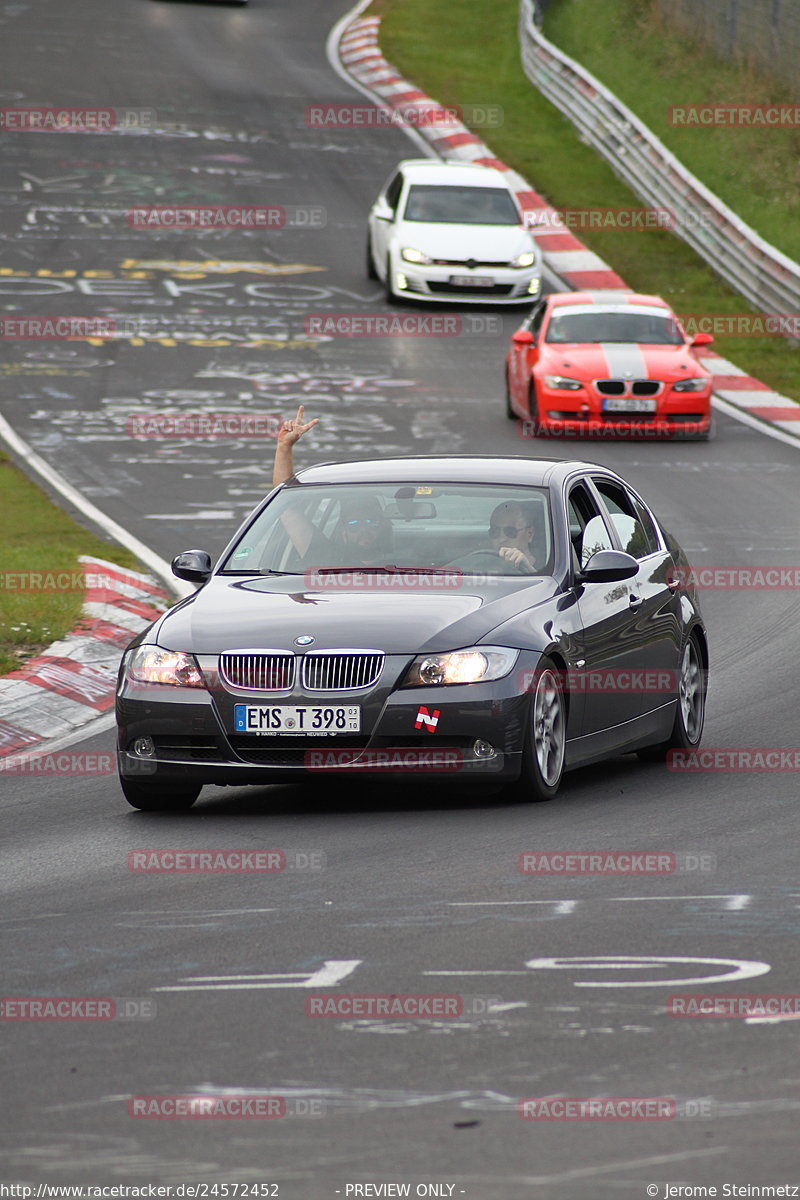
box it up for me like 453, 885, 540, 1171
393, 159, 513, 189
546, 290, 672, 310
291, 455, 611, 489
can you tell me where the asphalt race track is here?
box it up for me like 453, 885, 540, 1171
2, 0, 800, 1195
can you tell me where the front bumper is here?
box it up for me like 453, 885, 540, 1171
116, 665, 529, 786
395, 262, 542, 305
529, 384, 712, 439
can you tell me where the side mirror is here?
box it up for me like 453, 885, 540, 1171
373, 199, 394, 222
171, 549, 212, 585
578, 549, 638, 583
691, 331, 714, 347
512, 329, 535, 347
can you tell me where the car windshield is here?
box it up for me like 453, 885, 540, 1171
220, 483, 553, 577
403, 185, 520, 225
545, 308, 685, 345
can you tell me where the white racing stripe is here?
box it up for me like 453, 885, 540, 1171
599, 342, 648, 380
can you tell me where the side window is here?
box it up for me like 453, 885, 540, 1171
592, 478, 658, 560
385, 173, 403, 215
527, 301, 546, 341
567, 483, 615, 569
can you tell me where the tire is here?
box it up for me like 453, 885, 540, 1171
527, 382, 543, 435
385, 254, 395, 301
509, 658, 566, 802
637, 633, 706, 762
366, 233, 378, 280
120, 776, 201, 811
505, 369, 516, 419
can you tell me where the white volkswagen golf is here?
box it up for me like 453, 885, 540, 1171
367, 159, 542, 305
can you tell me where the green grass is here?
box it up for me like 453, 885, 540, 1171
377, 0, 800, 401
545, 0, 800, 264
0, 454, 141, 676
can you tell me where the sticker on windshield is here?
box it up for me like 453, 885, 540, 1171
232, 547, 253, 559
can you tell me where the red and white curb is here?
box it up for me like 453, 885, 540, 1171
336, 11, 800, 443
0, 557, 168, 761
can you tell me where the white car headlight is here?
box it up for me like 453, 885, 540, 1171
401, 247, 433, 265
509, 251, 536, 268
672, 377, 708, 392
401, 646, 519, 687
125, 645, 204, 688
543, 374, 583, 390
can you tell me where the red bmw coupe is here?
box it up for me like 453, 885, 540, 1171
505, 291, 714, 439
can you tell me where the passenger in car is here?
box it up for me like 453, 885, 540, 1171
271, 406, 392, 565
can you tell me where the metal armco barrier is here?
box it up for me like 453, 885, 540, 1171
518, 0, 800, 320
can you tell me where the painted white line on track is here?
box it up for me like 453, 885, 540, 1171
711, 393, 800, 450
326, 0, 437, 160
0, 412, 191, 596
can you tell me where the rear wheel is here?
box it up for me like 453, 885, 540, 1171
509, 659, 565, 802
120, 776, 201, 811
637, 633, 706, 761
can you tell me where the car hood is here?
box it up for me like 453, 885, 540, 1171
395, 222, 535, 262
155, 573, 556, 655
538, 341, 709, 381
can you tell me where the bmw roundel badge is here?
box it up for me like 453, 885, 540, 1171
294, 635, 315, 646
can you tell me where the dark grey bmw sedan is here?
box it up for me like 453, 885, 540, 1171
116, 456, 708, 810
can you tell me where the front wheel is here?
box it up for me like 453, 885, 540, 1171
366, 233, 378, 280
505, 369, 516, 420
637, 634, 706, 761
120, 776, 201, 811
527, 382, 544, 435
508, 658, 566, 802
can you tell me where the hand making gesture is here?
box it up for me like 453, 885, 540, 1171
273, 404, 319, 486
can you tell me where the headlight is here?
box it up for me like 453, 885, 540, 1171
401, 247, 433, 265
509, 251, 536, 268
543, 374, 583, 390
672, 376, 708, 392
125, 645, 204, 688
401, 646, 519, 687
